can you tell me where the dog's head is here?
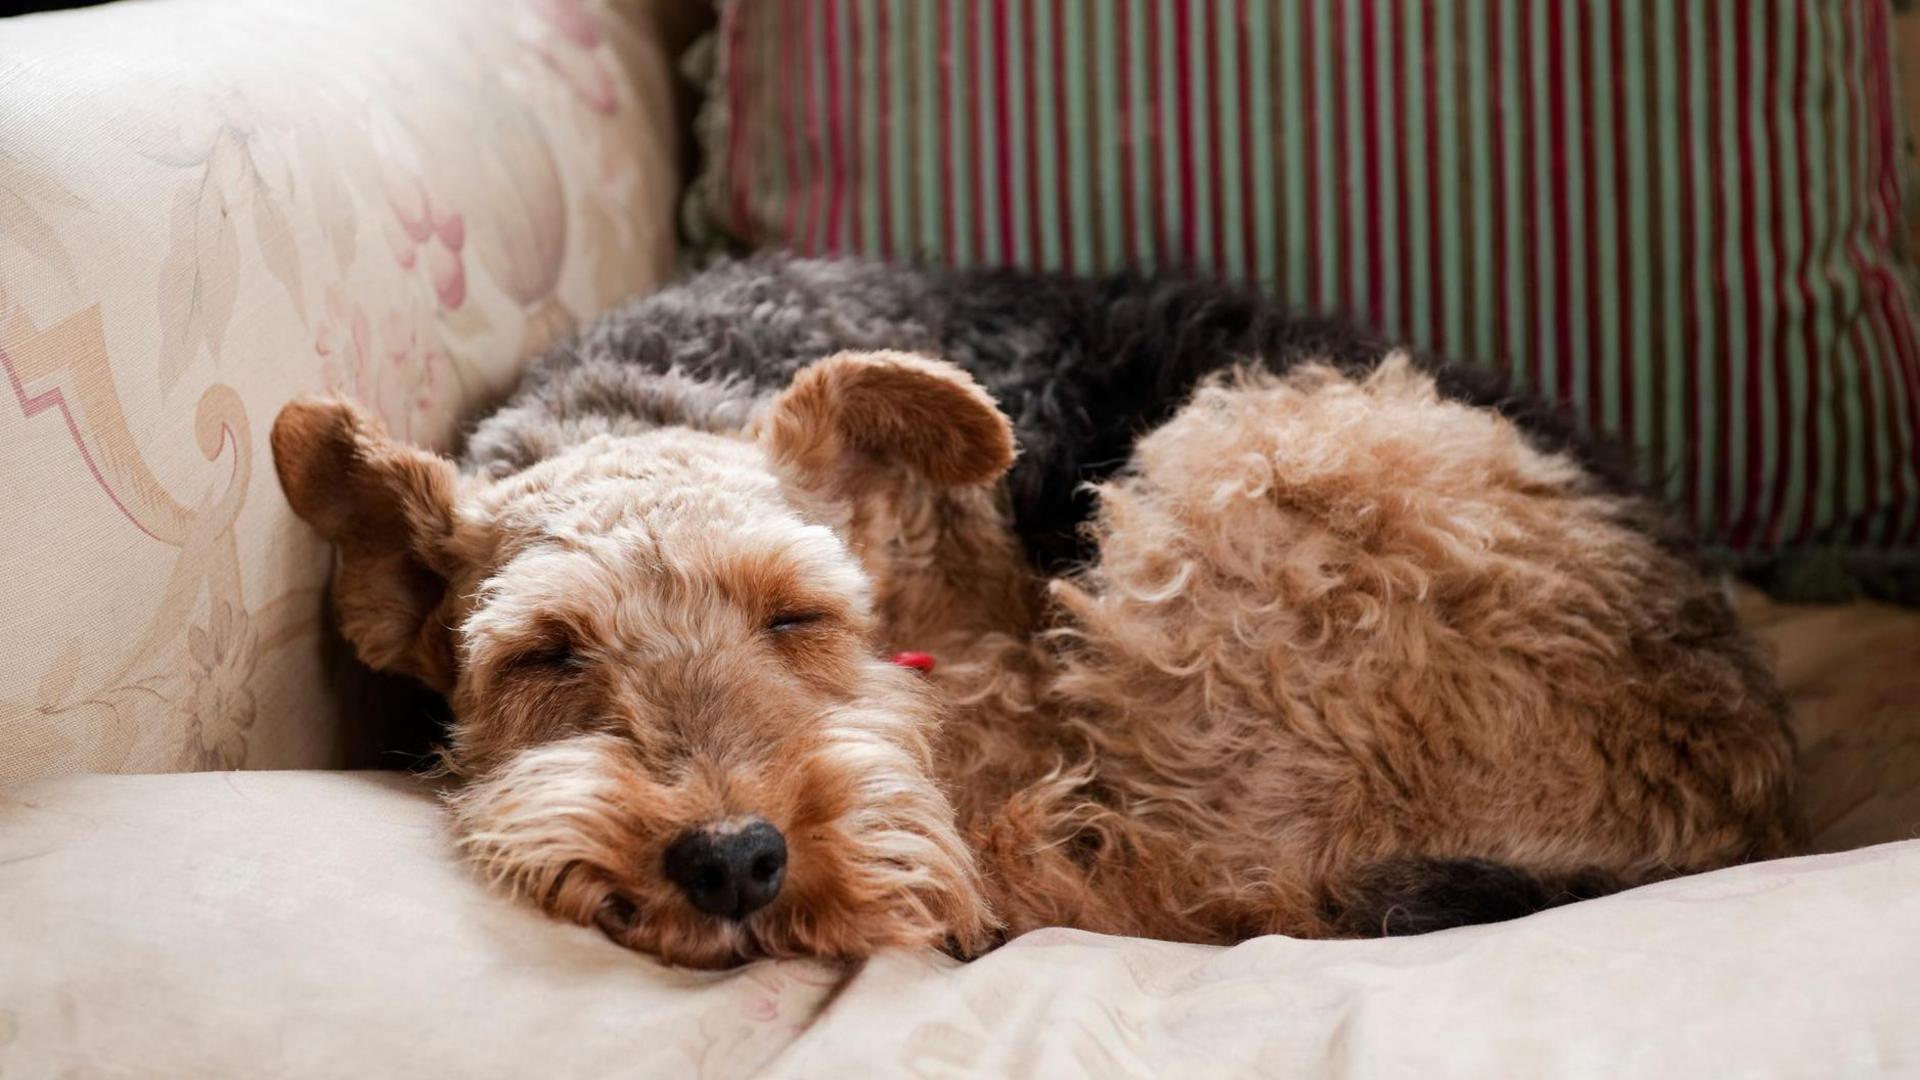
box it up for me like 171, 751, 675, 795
271, 351, 1013, 967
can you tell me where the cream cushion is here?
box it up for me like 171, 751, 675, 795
2, 771, 1915, 1078
0, 0, 685, 782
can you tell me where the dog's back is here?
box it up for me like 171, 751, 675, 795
467, 254, 1661, 573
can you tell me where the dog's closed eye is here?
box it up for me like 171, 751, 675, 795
764, 611, 826, 635
505, 643, 580, 673
499, 623, 587, 678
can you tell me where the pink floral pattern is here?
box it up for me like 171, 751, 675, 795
316, 285, 374, 400
379, 156, 470, 310
527, 0, 620, 115
377, 309, 449, 442
314, 289, 448, 442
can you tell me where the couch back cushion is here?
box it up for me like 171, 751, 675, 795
688, 0, 1920, 566
0, 0, 686, 781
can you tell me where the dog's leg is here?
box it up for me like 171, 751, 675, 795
1320, 857, 1620, 937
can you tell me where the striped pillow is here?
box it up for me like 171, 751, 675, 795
688, 0, 1920, 567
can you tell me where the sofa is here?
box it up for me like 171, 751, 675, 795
2, 1, 1917, 1075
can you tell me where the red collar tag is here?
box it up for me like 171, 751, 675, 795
889, 651, 936, 675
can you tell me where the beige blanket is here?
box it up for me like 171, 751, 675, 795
2, 770, 1914, 1078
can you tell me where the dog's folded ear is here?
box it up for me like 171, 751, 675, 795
271, 398, 463, 691
759, 351, 1016, 490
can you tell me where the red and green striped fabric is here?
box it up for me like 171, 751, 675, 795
691, 0, 1920, 555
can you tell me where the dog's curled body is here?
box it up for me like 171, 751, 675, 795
276, 255, 1799, 964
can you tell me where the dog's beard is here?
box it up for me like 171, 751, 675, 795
445, 692, 998, 969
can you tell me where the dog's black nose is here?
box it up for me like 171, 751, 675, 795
662, 819, 787, 920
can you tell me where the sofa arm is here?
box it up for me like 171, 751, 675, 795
0, 0, 691, 782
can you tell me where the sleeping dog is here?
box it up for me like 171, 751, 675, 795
272, 255, 1799, 968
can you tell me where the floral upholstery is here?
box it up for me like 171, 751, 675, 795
0, 0, 689, 782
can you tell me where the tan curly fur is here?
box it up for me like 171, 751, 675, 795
272, 349, 1799, 967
